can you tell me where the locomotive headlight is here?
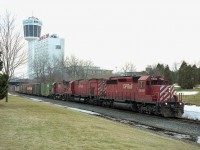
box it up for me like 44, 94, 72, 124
165, 102, 168, 105
168, 88, 171, 93
179, 102, 182, 105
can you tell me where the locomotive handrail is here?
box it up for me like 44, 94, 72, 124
178, 93, 183, 102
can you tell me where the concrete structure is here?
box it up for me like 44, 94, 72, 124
23, 16, 64, 79
23, 16, 42, 78
35, 34, 64, 62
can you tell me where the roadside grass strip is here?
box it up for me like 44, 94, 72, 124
175, 88, 200, 106
0, 96, 199, 150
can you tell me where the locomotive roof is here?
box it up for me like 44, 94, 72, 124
138, 76, 151, 81
109, 75, 141, 79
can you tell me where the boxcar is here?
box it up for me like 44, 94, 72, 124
32, 83, 41, 96
15, 85, 20, 92
41, 82, 52, 97
27, 83, 33, 95
22, 84, 28, 94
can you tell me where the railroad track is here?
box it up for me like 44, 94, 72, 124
172, 117, 200, 125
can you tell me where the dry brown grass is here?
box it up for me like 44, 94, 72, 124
0, 95, 199, 150
176, 88, 200, 105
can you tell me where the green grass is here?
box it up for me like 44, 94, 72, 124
0, 96, 199, 150
175, 88, 200, 106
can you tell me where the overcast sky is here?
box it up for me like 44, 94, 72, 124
1, 0, 200, 75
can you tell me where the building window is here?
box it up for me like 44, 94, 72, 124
56, 45, 61, 49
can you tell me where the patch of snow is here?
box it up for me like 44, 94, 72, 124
197, 136, 200, 144
43, 103, 100, 115
68, 107, 100, 115
173, 134, 191, 139
53, 104, 64, 107
43, 101, 52, 104
8, 93, 18, 97
176, 91, 198, 95
182, 105, 200, 121
28, 97, 100, 115
135, 124, 152, 129
30, 98, 43, 102
173, 84, 180, 88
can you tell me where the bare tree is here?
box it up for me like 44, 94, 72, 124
65, 55, 82, 80
33, 54, 111, 82
121, 62, 136, 76
64, 55, 97, 80
82, 60, 94, 79
32, 49, 64, 82
0, 11, 27, 102
46, 55, 63, 82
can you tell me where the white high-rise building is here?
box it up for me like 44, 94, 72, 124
23, 16, 64, 79
35, 34, 64, 62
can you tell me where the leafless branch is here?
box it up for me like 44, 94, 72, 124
0, 11, 27, 79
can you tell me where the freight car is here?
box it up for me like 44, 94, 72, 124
16, 75, 184, 118
41, 82, 52, 97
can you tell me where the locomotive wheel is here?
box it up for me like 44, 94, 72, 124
109, 101, 114, 108
131, 103, 138, 112
147, 105, 152, 114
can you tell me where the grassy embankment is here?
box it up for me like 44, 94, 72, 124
0, 96, 199, 150
175, 88, 200, 106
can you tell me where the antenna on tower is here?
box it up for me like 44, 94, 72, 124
32, 11, 34, 17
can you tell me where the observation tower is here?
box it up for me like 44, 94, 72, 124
23, 16, 42, 79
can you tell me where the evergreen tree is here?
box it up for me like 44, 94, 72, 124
197, 67, 200, 84
164, 65, 173, 84
171, 62, 179, 84
0, 51, 2, 71
156, 63, 165, 76
0, 74, 8, 99
0, 51, 8, 100
178, 61, 198, 89
191, 65, 198, 87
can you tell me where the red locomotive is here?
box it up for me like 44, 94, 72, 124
60, 75, 183, 117
17, 75, 184, 118
104, 75, 183, 117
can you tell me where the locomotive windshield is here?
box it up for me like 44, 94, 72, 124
151, 77, 167, 85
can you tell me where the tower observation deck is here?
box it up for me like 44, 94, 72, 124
23, 17, 42, 79
23, 16, 42, 41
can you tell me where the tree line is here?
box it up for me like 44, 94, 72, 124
31, 53, 200, 90
146, 61, 200, 89
31, 54, 112, 82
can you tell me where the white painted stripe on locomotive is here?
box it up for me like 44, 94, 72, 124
160, 85, 169, 97
160, 92, 170, 102
160, 85, 175, 102
160, 85, 169, 101
98, 80, 106, 96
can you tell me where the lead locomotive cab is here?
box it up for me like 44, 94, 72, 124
138, 76, 151, 96
138, 76, 184, 118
